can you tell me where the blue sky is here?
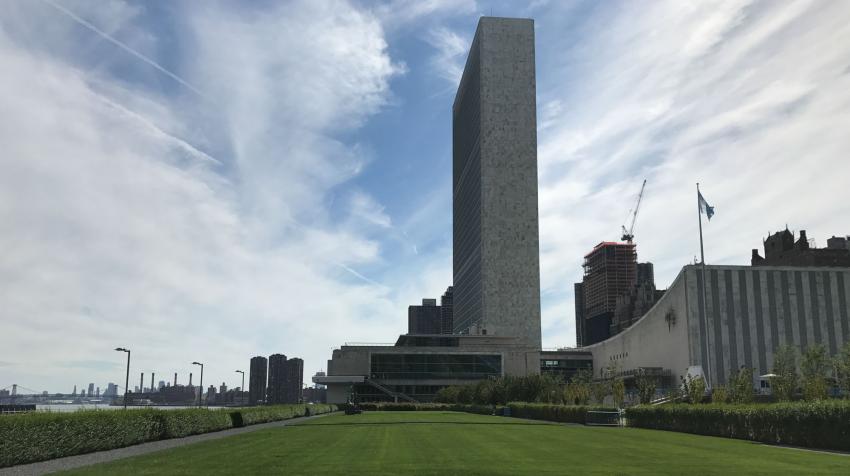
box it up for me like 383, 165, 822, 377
2, 0, 850, 393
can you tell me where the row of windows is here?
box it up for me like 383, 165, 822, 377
371, 353, 501, 380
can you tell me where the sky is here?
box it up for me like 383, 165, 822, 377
2, 0, 850, 394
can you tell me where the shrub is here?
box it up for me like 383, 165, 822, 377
635, 369, 658, 404
507, 402, 616, 425
0, 409, 164, 467
0, 404, 338, 468
680, 373, 706, 404
712, 385, 729, 403
159, 408, 233, 437
590, 381, 609, 405
625, 401, 850, 451
835, 341, 850, 399
611, 378, 625, 408
354, 402, 499, 415
772, 345, 799, 401
239, 405, 307, 425
434, 385, 461, 403
728, 367, 755, 404
802, 344, 830, 401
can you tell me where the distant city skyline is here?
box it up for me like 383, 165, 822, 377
2, 1, 850, 391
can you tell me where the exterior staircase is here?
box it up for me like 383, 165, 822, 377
365, 379, 418, 403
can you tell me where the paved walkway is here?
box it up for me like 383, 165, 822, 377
0, 412, 338, 476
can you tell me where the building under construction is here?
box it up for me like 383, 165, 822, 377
575, 242, 637, 346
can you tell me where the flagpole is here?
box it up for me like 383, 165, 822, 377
697, 183, 712, 389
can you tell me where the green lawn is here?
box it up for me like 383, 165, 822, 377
61, 411, 849, 475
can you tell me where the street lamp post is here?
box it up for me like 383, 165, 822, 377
235, 370, 245, 406
192, 362, 204, 407
114, 348, 130, 410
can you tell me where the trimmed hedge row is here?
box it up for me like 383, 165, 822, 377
625, 401, 850, 451
0, 404, 337, 468
354, 402, 500, 415
507, 402, 617, 424
239, 404, 336, 425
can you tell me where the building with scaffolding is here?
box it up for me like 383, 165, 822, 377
575, 242, 637, 345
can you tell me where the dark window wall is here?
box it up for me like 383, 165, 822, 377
370, 353, 501, 380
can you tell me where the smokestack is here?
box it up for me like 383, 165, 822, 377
189, 372, 193, 387
140, 373, 144, 393
174, 372, 178, 386
151, 373, 155, 393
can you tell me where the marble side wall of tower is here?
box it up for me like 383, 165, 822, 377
452, 17, 541, 350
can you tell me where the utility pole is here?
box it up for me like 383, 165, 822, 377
115, 348, 131, 409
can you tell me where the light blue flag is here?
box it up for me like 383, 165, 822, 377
698, 191, 715, 220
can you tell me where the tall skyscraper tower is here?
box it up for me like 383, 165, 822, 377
283, 357, 304, 404
440, 286, 454, 334
407, 298, 442, 334
452, 17, 541, 349
248, 356, 268, 405
266, 353, 287, 404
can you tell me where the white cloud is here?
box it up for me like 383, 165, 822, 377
349, 191, 393, 229
0, 0, 419, 392
425, 26, 470, 85
374, 0, 477, 28
537, 0, 850, 348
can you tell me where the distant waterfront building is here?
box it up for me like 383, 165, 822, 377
302, 386, 326, 403
312, 371, 326, 389
283, 358, 304, 404
266, 353, 287, 404
451, 17, 541, 349
440, 286, 454, 334
574, 283, 586, 347
219, 382, 227, 396
752, 229, 850, 267
408, 299, 442, 334
87, 383, 94, 396
72, 385, 76, 396
206, 385, 216, 404
249, 356, 268, 405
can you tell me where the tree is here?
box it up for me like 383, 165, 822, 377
834, 341, 850, 399
566, 369, 591, 405
728, 367, 754, 404
771, 345, 798, 401
434, 385, 460, 403
635, 369, 658, 404
612, 377, 625, 408
801, 344, 830, 401
591, 380, 609, 405
712, 385, 729, 403
680, 373, 706, 404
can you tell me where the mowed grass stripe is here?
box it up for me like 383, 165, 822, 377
59, 411, 849, 475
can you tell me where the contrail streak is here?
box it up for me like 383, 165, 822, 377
41, 0, 205, 98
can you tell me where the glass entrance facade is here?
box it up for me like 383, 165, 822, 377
370, 353, 501, 380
